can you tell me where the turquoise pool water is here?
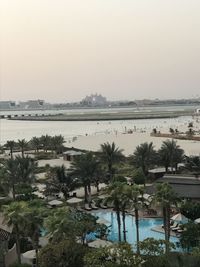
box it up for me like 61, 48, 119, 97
92, 211, 180, 249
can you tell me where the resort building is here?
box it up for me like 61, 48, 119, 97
63, 150, 84, 161
147, 175, 200, 201
81, 94, 107, 107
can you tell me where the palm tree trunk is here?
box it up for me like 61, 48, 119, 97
15, 225, 21, 264
116, 209, 121, 242
84, 185, 88, 203
88, 184, 92, 206
122, 209, 126, 242
10, 148, 13, 159
163, 207, 170, 254
135, 208, 140, 254
12, 184, 16, 200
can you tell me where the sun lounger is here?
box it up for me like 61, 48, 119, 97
170, 222, 178, 229
172, 224, 182, 231
85, 204, 92, 211
100, 203, 108, 209
91, 202, 98, 210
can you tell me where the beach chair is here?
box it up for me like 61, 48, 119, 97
100, 203, 108, 209
85, 204, 92, 211
91, 202, 98, 210
170, 222, 178, 229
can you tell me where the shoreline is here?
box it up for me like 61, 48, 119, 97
8, 110, 194, 121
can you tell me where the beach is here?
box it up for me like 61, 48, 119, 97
72, 131, 200, 156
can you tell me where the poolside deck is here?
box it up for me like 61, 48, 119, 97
151, 225, 179, 237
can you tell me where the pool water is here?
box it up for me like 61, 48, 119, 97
92, 211, 180, 249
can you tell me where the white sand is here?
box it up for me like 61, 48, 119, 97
72, 132, 200, 156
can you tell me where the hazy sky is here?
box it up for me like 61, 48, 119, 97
1, 0, 200, 102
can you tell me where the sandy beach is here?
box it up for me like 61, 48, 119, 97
72, 131, 200, 157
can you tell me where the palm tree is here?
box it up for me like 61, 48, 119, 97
5, 140, 15, 159
4, 158, 19, 199
24, 201, 47, 267
50, 135, 65, 154
70, 152, 100, 204
40, 135, 51, 152
106, 182, 124, 242
4, 201, 28, 264
15, 155, 37, 183
100, 142, 124, 179
154, 182, 178, 254
158, 139, 184, 173
18, 139, 29, 157
46, 165, 77, 200
132, 142, 157, 175
4, 156, 37, 199
126, 184, 144, 254
30, 137, 41, 153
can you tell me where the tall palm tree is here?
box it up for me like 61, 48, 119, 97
70, 152, 100, 204
15, 155, 37, 183
100, 142, 124, 179
46, 165, 77, 200
50, 135, 65, 154
106, 182, 124, 242
132, 142, 157, 175
4, 201, 28, 264
18, 139, 29, 157
4, 156, 37, 199
40, 135, 51, 152
4, 158, 19, 199
159, 139, 184, 173
24, 202, 47, 267
126, 184, 144, 254
30, 137, 41, 153
5, 140, 15, 159
154, 182, 178, 254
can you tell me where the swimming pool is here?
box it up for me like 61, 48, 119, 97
92, 211, 180, 248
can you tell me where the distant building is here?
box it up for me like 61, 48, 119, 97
0, 101, 16, 110
81, 94, 107, 107
19, 100, 45, 109
147, 175, 200, 200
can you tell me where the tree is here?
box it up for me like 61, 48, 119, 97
154, 183, 178, 254
24, 201, 48, 267
39, 240, 87, 267
106, 182, 124, 242
4, 201, 28, 264
30, 137, 41, 153
5, 140, 16, 159
100, 142, 124, 179
45, 208, 100, 245
180, 222, 200, 252
15, 155, 37, 183
18, 139, 29, 157
4, 156, 37, 199
84, 242, 143, 267
40, 135, 51, 152
126, 184, 144, 254
45, 165, 77, 200
70, 152, 100, 204
158, 139, 184, 173
132, 142, 157, 175
50, 135, 65, 154
132, 168, 146, 185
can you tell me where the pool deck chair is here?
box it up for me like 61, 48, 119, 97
85, 204, 92, 211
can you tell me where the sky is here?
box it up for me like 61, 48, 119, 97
0, 0, 200, 103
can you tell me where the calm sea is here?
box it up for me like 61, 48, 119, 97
0, 105, 197, 145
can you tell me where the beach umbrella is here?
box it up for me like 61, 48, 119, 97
88, 239, 112, 248
66, 197, 83, 204
48, 200, 63, 206
195, 218, 200, 224
97, 218, 111, 225
171, 213, 189, 224
22, 250, 36, 260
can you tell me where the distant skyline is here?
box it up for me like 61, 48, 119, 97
1, 0, 200, 102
